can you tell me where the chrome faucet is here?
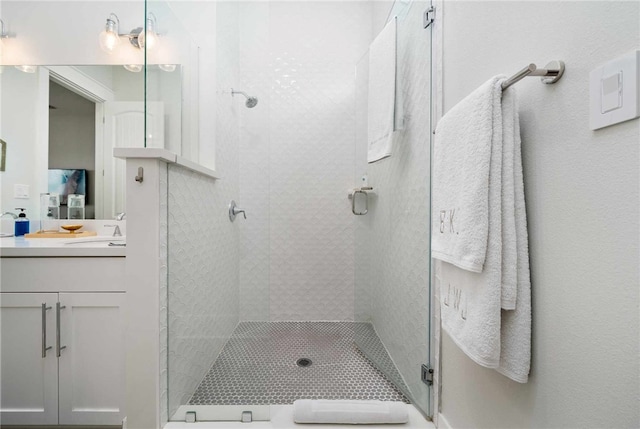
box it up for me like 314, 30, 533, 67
104, 224, 122, 237
1, 212, 18, 219
115, 212, 126, 221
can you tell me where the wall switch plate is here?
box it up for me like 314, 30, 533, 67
590, 50, 640, 130
14, 184, 30, 199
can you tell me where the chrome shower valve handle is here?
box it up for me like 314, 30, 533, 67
228, 200, 247, 222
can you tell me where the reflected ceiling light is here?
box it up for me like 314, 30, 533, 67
123, 64, 142, 73
15, 65, 37, 73
98, 13, 121, 54
158, 64, 176, 72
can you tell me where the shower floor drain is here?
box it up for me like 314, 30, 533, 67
296, 358, 312, 367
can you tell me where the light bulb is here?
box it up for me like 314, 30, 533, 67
138, 16, 158, 51
99, 29, 120, 53
99, 16, 120, 54
138, 29, 158, 51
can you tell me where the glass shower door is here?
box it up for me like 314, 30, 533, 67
354, 0, 434, 418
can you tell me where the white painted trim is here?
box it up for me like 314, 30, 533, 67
35, 68, 50, 211
114, 148, 221, 180
95, 103, 106, 219
47, 66, 115, 103
46, 66, 116, 220
125, 159, 163, 429
437, 413, 452, 429
114, 148, 177, 163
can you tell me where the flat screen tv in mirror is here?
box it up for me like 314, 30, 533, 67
48, 169, 86, 205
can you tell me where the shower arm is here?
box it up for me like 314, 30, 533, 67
231, 88, 249, 99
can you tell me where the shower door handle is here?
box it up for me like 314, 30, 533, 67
352, 190, 368, 215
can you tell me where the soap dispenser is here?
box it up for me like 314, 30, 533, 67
14, 208, 29, 237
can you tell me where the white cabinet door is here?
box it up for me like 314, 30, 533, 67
58, 292, 125, 425
0, 293, 58, 425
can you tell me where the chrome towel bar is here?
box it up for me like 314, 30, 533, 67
501, 60, 565, 89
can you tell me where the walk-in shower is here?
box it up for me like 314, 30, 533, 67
165, 0, 433, 423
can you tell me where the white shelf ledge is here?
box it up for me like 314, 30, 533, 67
114, 148, 220, 180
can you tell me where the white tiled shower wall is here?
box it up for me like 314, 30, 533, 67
165, 1, 241, 418
238, 1, 373, 321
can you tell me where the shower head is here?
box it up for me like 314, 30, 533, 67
245, 96, 258, 108
231, 88, 259, 108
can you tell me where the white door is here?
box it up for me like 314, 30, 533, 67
0, 293, 58, 425
101, 101, 164, 219
57, 292, 125, 425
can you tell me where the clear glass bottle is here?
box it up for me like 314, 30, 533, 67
40, 193, 60, 233
67, 194, 85, 220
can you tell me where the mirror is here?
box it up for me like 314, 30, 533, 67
0, 0, 199, 223
0, 64, 181, 220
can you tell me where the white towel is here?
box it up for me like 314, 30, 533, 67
435, 79, 531, 383
293, 400, 408, 425
431, 76, 503, 272
437, 77, 505, 368
496, 87, 531, 382
367, 17, 397, 164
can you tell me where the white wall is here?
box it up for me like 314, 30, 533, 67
439, 2, 640, 428
0, 1, 144, 66
0, 68, 44, 225
237, 1, 373, 321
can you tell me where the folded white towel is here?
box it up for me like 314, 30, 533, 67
500, 84, 518, 310
293, 399, 408, 425
436, 79, 531, 383
496, 87, 531, 382
431, 76, 503, 272
367, 17, 397, 164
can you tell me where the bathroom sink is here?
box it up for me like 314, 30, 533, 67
63, 236, 126, 247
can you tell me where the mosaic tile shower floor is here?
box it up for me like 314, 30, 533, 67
188, 322, 411, 405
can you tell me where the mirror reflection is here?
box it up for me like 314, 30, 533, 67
0, 64, 181, 220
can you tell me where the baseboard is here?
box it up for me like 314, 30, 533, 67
437, 413, 453, 429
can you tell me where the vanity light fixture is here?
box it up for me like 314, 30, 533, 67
137, 13, 159, 50
99, 12, 160, 54
0, 18, 13, 40
98, 13, 121, 54
0, 18, 15, 57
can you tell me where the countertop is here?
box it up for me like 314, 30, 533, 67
0, 236, 127, 257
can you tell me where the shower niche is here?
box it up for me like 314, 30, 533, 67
165, 0, 434, 423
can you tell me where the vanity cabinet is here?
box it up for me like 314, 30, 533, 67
0, 257, 126, 426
